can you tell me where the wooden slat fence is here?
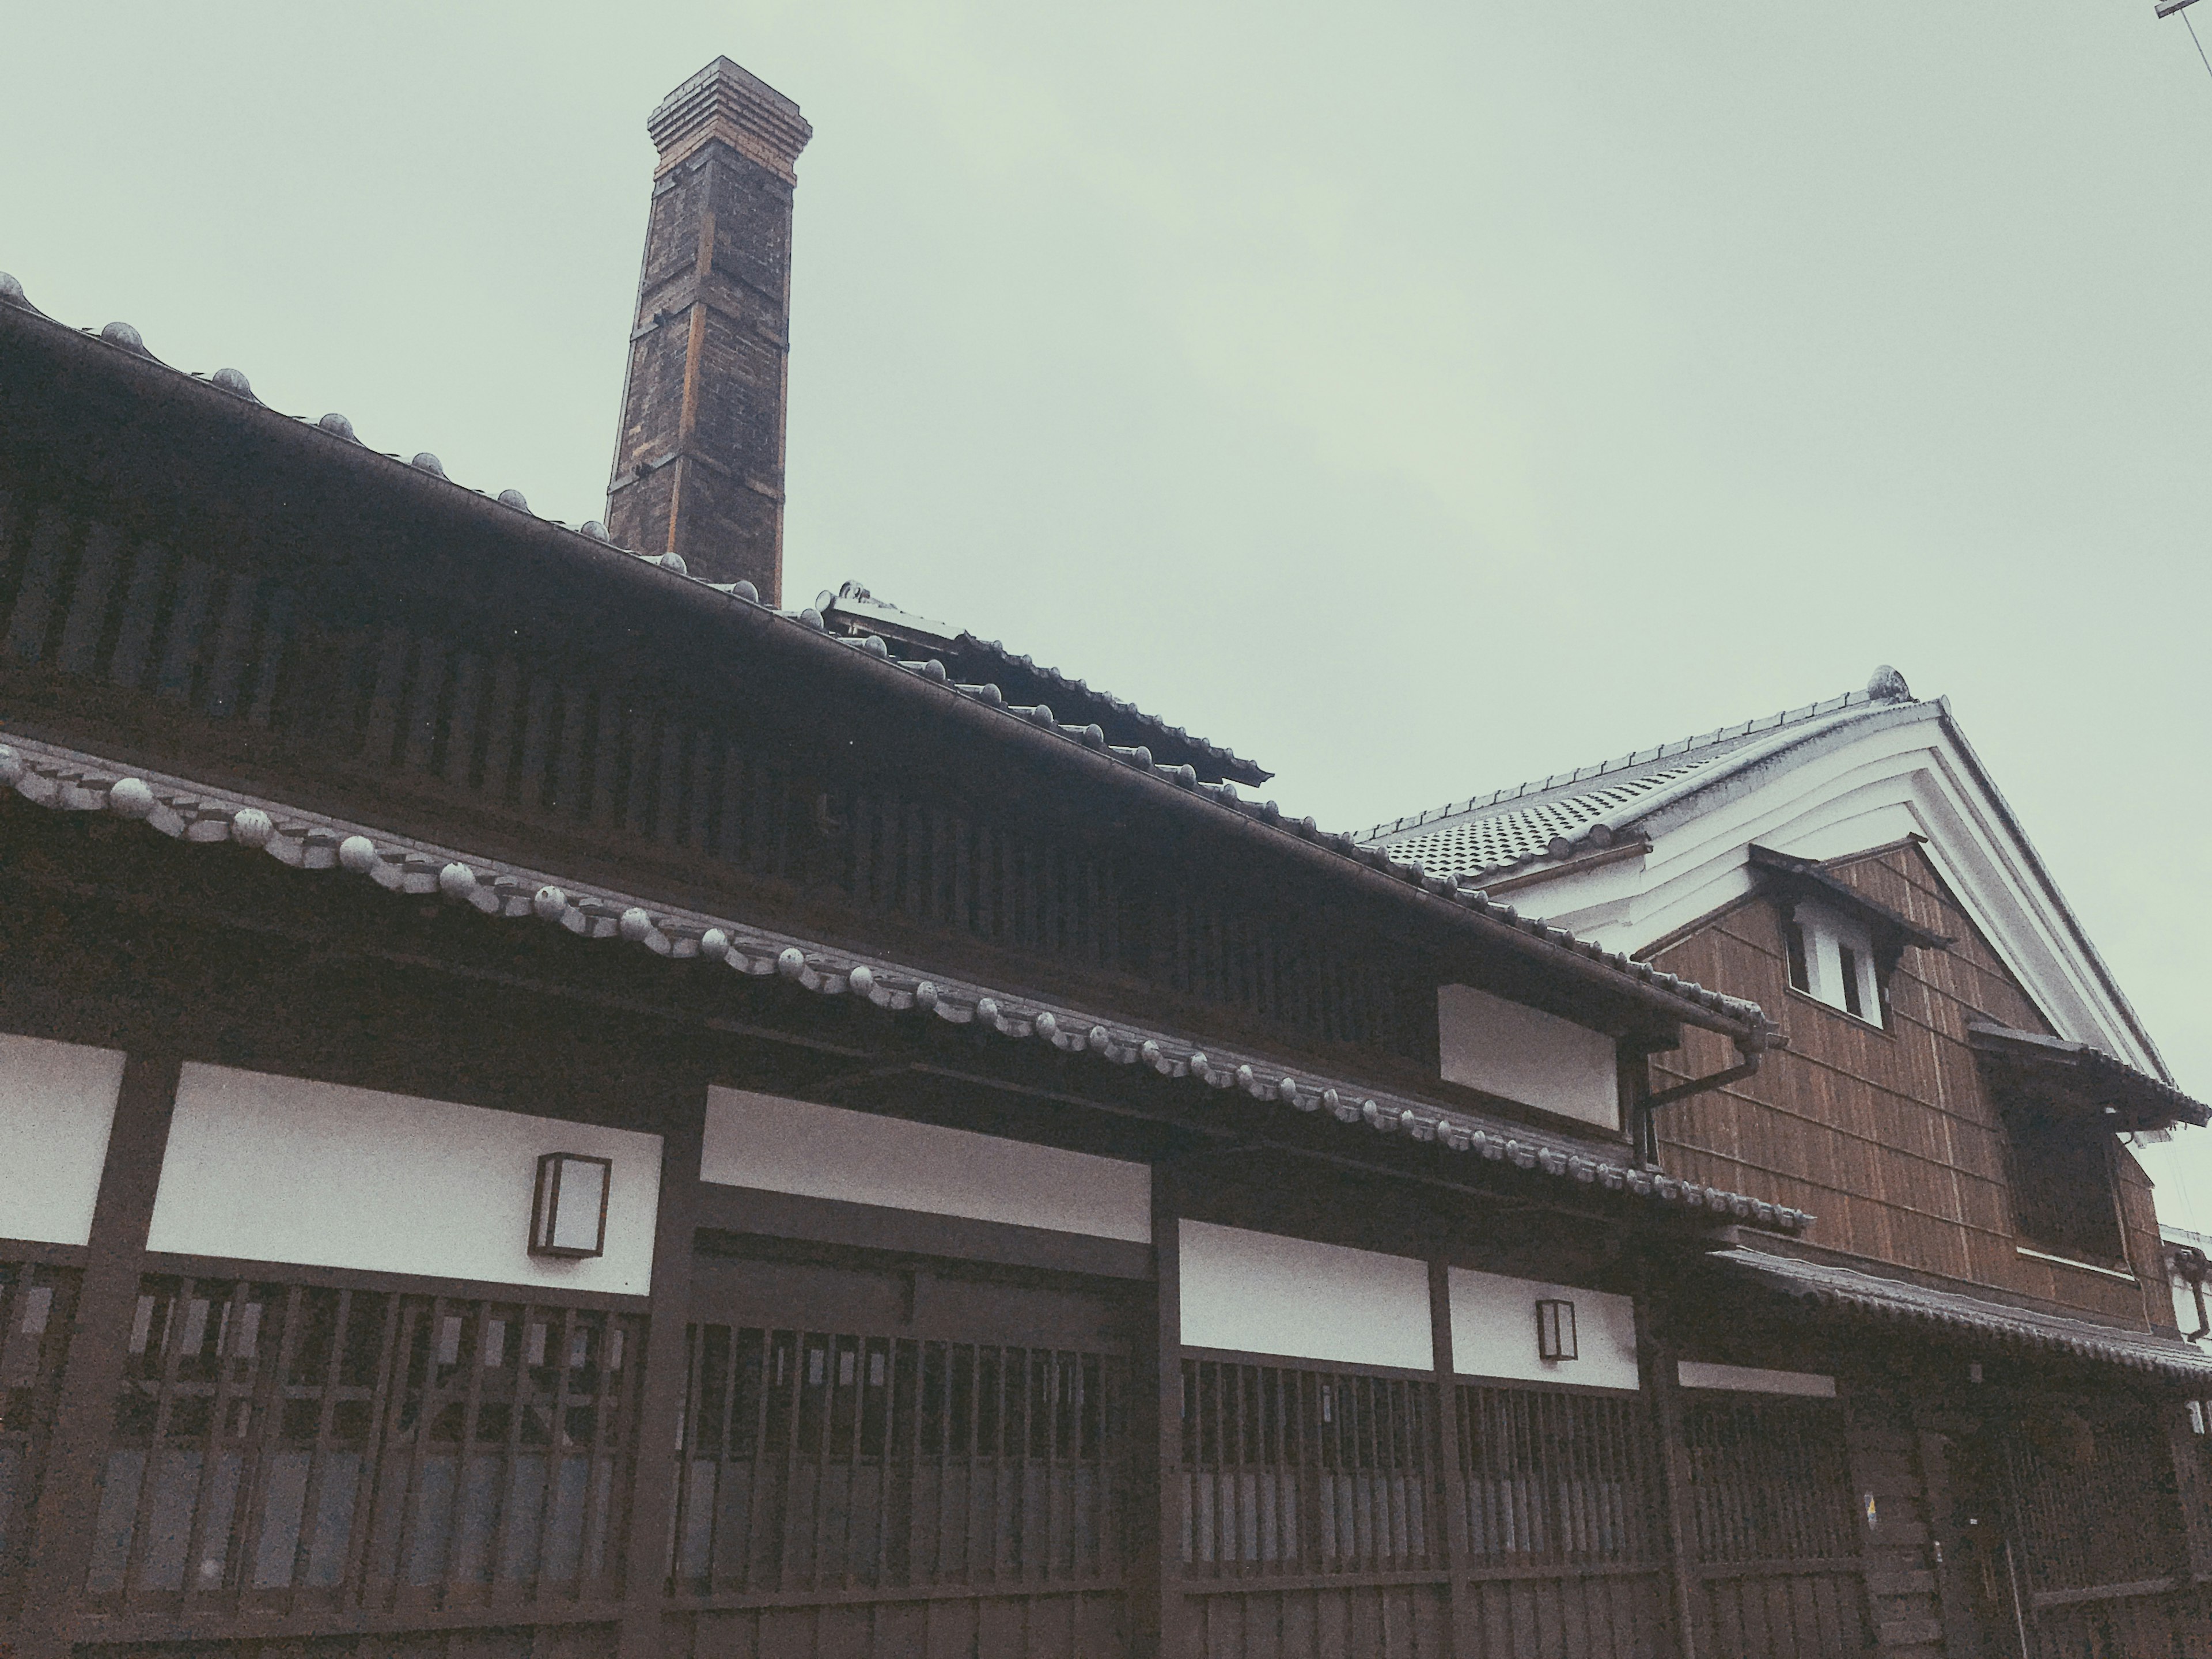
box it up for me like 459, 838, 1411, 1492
78, 1274, 645, 1629
2004, 1394, 2209, 1658
1455, 1383, 1671, 1659
665, 1320, 1127, 1658
0, 1256, 79, 1622
1679, 1392, 1869, 1658
1180, 1356, 1446, 1659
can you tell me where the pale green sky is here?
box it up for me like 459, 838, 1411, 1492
7, 2, 2212, 1223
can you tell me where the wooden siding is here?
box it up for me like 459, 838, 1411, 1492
1650, 843, 2164, 1321
0, 487, 1446, 1085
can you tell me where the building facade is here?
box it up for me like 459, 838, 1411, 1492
2, 55, 2207, 1659
1367, 676, 2212, 1657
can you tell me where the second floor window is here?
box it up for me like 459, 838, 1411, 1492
1783, 902, 1884, 1029
2000, 1101, 2124, 1267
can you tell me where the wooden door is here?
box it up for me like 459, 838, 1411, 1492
1679, 1392, 1872, 1658
662, 1244, 1137, 1659
1924, 1426, 2025, 1659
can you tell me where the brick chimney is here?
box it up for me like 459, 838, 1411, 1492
604, 59, 810, 601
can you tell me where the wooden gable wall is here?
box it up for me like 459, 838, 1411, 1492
1646, 840, 2163, 1325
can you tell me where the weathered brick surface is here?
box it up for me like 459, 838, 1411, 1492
604, 62, 808, 603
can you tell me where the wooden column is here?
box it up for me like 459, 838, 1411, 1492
1131, 1165, 1191, 1659
1427, 1259, 1477, 1659
1637, 1287, 1703, 1659
13, 1051, 181, 1659
614, 1086, 708, 1659
1916, 1421, 1985, 1658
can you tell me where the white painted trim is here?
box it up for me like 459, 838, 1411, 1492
1178, 1221, 1433, 1372
147, 1065, 663, 1294
1505, 713, 2162, 1074
701, 1088, 1150, 1243
1676, 1360, 1836, 1397
0, 1033, 126, 1247
1436, 984, 1619, 1131
2015, 1245, 2138, 1285
1448, 1267, 1641, 1391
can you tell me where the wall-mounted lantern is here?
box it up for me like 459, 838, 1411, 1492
1535, 1298, 1578, 1362
530, 1152, 612, 1259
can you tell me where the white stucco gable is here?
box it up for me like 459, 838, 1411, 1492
1368, 680, 2168, 1082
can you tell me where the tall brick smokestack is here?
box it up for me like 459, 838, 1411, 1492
604, 59, 810, 601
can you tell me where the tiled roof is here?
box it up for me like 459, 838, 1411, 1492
0, 733, 1815, 1235
1966, 1021, 2210, 1130
818, 583, 1269, 784
1359, 675, 1914, 882
1712, 1246, 2212, 1383
0, 278, 1778, 1043
1380, 763, 1714, 879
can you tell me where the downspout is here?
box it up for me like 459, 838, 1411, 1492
1633, 1036, 1774, 1169
2171, 1245, 2211, 1342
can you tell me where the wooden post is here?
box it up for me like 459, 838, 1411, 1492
1916, 1422, 1986, 1658
614, 1085, 708, 1659
1130, 1165, 1191, 1659
12, 1051, 181, 1659
1428, 1259, 1477, 1659
1637, 1287, 1702, 1659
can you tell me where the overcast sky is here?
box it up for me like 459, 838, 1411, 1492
7, 3, 2211, 1223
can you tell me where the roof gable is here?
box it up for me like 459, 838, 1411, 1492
1367, 672, 2170, 1084
1359, 671, 1912, 876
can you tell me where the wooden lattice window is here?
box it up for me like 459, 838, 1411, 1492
84, 1275, 645, 1615
1179, 1357, 1437, 1576
671, 1325, 1124, 1593
2005, 1397, 2184, 1594
1456, 1382, 1666, 1565
1679, 1393, 1858, 1564
0, 1259, 78, 1616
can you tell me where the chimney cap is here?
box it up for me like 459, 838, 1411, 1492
647, 56, 810, 181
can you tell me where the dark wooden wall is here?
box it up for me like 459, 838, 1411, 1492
1647, 843, 2163, 1325
0, 482, 1484, 1094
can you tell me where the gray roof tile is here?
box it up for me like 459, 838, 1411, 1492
1359, 671, 1918, 880
1713, 1246, 2212, 1383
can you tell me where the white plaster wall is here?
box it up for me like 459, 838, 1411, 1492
1677, 1360, 1835, 1397
1179, 1221, 1431, 1370
0, 1033, 126, 1247
702, 1088, 1150, 1243
1520, 712, 2160, 1074
1437, 984, 1619, 1131
2174, 1275, 2207, 1340
1448, 1267, 1641, 1391
146, 1065, 662, 1295
1792, 899, 1882, 1025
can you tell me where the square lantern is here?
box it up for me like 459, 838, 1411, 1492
1535, 1298, 1578, 1363
530, 1152, 612, 1259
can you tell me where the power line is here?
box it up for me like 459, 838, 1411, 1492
2189, 10, 2212, 85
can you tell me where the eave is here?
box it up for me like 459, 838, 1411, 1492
1967, 1020, 2210, 1132
1711, 1245, 2212, 1385
0, 731, 1817, 1237
0, 287, 1772, 1052
1747, 843, 1953, 956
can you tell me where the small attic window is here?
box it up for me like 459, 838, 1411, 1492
1750, 846, 1951, 1035
1785, 921, 1811, 995
1785, 901, 1884, 1029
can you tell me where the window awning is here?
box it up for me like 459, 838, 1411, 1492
1709, 1245, 2212, 1386
1747, 844, 1952, 958
1968, 1020, 2210, 1132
